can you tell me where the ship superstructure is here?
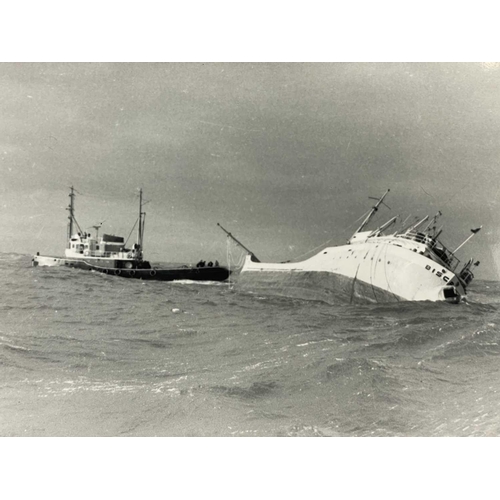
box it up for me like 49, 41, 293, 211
220, 190, 480, 303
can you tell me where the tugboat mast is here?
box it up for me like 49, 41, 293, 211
137, 188, 146, 257
67, 186, 75, 248
138, 188, 142, 248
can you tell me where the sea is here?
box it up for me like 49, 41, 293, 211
1, 251, 500, 438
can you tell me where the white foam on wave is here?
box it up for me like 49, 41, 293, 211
171, 280, 226, 286
1, 342, 30, 351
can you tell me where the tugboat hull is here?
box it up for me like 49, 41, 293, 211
32, 255, 230, 282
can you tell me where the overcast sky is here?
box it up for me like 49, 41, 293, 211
1, 62, 499, 278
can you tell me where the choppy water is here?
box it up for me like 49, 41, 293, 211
1, 252, 500, 436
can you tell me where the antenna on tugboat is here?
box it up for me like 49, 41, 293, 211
452, 226, 482, 254
89, 221, 105, 240
354, 189, 390, 234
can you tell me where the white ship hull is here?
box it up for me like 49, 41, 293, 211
238, 237, 465, 304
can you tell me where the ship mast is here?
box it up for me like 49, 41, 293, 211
66, 186, 75, 247
137, 188, 144, 255
353, 189, 390, 235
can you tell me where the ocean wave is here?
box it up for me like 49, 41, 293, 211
425, 326, 500, 361
4, 254, 500, 437
122, 338, 173, 349
171, 280, 227, 286
0, 252, 32, 262
326, 357, 387, 380
325, 357, 404, 402
278, 424, 341, 437
210, 381, 278, 400
0, 342, 30, 352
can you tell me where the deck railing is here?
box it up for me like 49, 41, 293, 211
397, 231, 461, 272
82, 250, 134, 259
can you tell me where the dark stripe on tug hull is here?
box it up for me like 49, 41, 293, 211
237, 270, 403, 304
94, 265, 231, 282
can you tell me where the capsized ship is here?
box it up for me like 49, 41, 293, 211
219, 190, 481, 303
32, 187, 230, 282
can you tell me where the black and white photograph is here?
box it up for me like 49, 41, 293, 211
3, 60, 500, 439
1, 3, 499, 498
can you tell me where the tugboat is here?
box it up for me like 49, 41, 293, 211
219, 190, 481, 303
32, 187, 231, 282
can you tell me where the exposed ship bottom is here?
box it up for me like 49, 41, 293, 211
237, 269, 462, 304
